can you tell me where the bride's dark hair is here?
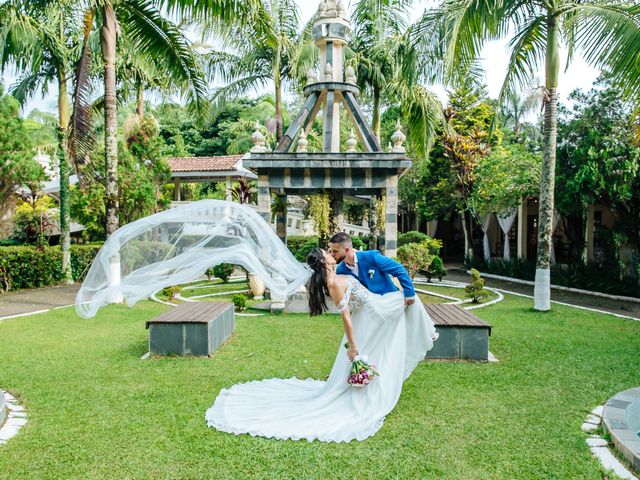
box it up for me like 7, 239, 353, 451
306, 248, 330, 316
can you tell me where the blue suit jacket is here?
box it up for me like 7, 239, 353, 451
336, 250, 415, 298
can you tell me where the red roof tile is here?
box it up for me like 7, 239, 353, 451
167, 155, 243, 172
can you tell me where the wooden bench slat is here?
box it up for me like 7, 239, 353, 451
423, 303, 492, 330
146, 301, 233, 328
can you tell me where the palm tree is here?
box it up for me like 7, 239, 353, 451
72, 0, 211, 235
350, 0, 410, 141
350, 0, 443, 158
0, 0, 83, 283
414, 0, 640, 310
202, 0, 315, 141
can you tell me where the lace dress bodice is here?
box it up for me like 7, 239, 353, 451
336, 276, 372, 312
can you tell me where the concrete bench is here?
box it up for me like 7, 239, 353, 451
145, 302, 234, 356
424, 303, 492, 361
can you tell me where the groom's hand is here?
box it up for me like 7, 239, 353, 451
404, 297, 415, 307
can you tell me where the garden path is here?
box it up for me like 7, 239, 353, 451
444, 264, 640, 320
0, 283, 79, 319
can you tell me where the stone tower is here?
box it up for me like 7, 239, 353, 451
244, 0, 410, 258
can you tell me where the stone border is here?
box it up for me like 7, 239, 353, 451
603, 387, 640, 474
0, 390, 27, 445
0, 391, 5, 428
582, 404, 639, 479
414, 280, 505, 311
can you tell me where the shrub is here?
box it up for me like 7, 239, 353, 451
161, 285, 181, 299
465, 268, 489, 303
120, 240, 175, 275
426, 256, 447, 282
213, 263, 235, 283
351, 237, 367, 251
205, 267, 215, 281
0, 244, 103, 291
295, 238, 320, 262
397, 242, 433, 280
232, 293, 247, 312
398, 231, 428, 247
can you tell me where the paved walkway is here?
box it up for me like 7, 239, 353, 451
444, 265, 640, 320
0, 283, 80, 318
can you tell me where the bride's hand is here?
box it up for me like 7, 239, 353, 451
347, 345, 358, 362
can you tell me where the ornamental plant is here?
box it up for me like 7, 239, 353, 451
465, 268, 489, 303
232, 293, 247, 312
213, 263, 235, 283
397, 242, 434, 280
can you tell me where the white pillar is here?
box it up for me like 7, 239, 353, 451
225, 177, 233, 201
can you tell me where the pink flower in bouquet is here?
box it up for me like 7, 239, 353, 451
345, 346, 380, 387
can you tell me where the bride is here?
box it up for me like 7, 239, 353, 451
205, 248, 438, 443
73, 199, 437, 443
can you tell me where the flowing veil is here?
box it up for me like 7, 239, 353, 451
76, 200, 311, 318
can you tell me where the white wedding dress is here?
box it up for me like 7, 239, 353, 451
205, 276, 438, 443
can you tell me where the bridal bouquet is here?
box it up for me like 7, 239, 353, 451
345, 343, 380, 387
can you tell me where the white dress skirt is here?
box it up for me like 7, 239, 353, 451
205, 276, 438, 443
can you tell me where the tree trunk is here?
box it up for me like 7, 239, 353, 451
136, 81, 144, 118
57, 68, 73, 284
102, 4, 119, 236
460, 210, 471, 260
275, 74, 283, 142
372, 86, 381, 142
534, 13, 560, 312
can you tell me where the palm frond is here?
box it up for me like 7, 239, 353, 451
9, 68, 52, 105
565, 2, 640, 99
119, 0, 209, 116
498, 14, 547, 107
69, 8, 96, 178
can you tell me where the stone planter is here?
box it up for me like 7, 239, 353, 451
248, 273, 266, 300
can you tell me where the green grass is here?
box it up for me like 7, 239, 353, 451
1, 296, 639, 479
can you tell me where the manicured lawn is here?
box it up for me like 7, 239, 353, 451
0, 295, 639, 479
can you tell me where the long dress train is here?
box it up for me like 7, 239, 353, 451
205, 276, 438, 443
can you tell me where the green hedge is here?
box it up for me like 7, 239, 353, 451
0, 242, 175, 292
465, 256, 640, 298
0, 244, 102, 292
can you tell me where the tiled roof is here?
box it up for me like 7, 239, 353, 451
166, 155, 243, 172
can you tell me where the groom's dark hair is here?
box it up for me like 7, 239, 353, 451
329, 232, 352, 246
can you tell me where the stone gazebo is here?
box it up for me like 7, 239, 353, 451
243, 0, 410, 258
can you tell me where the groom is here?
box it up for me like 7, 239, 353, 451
329, 232, 416, 306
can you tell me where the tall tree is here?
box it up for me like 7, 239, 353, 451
0, 0, 83, 282
351, 0, 442, 157
203, 0, 315, 141
414, 0, 640, 310
72, 0, 212, 236
0, 87, 43, 230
